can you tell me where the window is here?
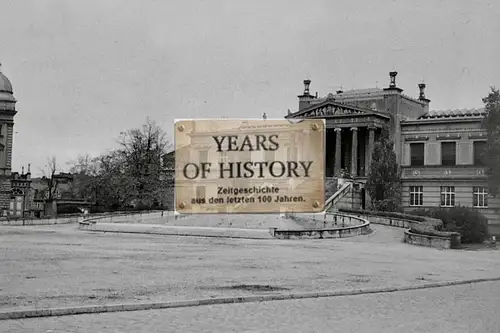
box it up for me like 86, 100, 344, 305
196, 186, 206, 198
199, 150, 208, 163
219, 151, 228, 164
410, 143, 425, 166
441, 142, 456, 166
473, 141, 486, 166
473, 186, 488, 207
440, 186, 455, 207
287, 146, 298, 161
409, 186, 424, 206
264, 149, 275, 162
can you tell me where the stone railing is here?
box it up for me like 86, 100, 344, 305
0, 216, 81, 226
337, 211, 419, 229
81, 210, 187, 226
272, 212, 371, 239
337, 209, 461, 249
324, 182, 352, 212
404, 229, 461, 250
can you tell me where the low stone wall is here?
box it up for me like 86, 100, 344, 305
337, 211, 464, 249
272, 213, 371, 239
287, 212, 363, 229
404, 230, 460, 250
339, 211, 443, 229
346, 213, 415, 228
0, 216, 81, 226
83, 211, 186, 224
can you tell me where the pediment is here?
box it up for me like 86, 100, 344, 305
287, 98, 371, 119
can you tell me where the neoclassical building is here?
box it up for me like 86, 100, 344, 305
0, 64, 17, 216
285, 72, 499, 236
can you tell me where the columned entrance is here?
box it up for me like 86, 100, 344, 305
326, 125, 379, 178
285, 90, 391, 210
284, 95, 391, 180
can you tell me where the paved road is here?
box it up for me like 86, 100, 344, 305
1, 223, 499, 311
2, 281, 499, 333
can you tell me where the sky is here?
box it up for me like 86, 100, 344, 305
1, 0, 499, 176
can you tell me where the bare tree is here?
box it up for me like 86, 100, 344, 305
67, 154, 100, 201
41, 156, 61, 201
67, 153, 99, 176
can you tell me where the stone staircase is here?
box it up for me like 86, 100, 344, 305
286, 178, 353, 222
325, 181, 353, 212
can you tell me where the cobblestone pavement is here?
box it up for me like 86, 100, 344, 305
0, 223, 499, 313
2, 280, 499, 332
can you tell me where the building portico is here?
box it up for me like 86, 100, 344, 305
326, 125, 380, 178
286, 92, 390, 179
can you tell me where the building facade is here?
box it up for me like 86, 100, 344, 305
285, 72, 499, 236
0, 64, 17, 216
10, 165, 38, 217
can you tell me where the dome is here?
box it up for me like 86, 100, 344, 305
0, 64, 16, 111
0, 72, 13, 93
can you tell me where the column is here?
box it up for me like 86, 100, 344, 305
367, 126, 375, 172
351, 127, 358, 177
334, 128, 342, 176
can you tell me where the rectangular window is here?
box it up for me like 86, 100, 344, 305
441, 142, 456, 166
440, 186, 455, 207
409, 186, 424, 206
199, 150, 208, 163
473, 186, 488, 207
265, 149, 275, 162
287, 146, 298, 161
219, 151, 228, 164
473, 141, 486, 166
410, 143, 425, 166
196, 186, 205, 199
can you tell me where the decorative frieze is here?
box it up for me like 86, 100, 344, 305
401, 166, 488, 180
436, 133, 461, 140
300, 104, 366, 118
404, 135, 429, 142
468, 133, 487, 140
401, 128, 482, 134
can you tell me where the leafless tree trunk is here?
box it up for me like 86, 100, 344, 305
42, 156, 60, 201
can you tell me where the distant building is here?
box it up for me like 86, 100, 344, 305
30, 172, 90, 216
0, 63, 17, 216
10, 165, 40, 217
285, 71, 499, 236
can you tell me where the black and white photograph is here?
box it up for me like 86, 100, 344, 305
0, 0, 499, 332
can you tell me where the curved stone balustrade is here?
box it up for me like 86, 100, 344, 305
271, 213, 371, 239
404, 229, 461, 250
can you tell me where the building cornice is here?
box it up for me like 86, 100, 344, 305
401, 117, 483, 125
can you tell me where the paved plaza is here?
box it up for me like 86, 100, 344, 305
2, 281, 500, 333
1, 221, 499, 314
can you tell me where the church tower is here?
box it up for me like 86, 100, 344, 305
0, 63, 17, 215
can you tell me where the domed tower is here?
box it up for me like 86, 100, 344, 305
0, 62, 17, 216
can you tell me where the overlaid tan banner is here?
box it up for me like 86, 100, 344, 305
174, 119, 325, 214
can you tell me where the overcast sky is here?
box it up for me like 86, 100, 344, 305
1, 0, 499, 176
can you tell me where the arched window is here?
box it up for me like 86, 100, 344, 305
11, 188, 23, 196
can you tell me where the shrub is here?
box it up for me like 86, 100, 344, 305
409, 223, 459, 238
410, 206, 489, 243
